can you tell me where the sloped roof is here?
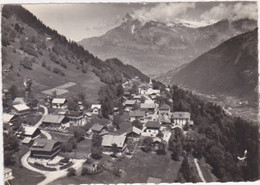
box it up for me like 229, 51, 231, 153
22, 137, 32, 144
52, 98, 66, 104
13, 104, 30, 112
90, 124, 105, 132
102, 135, 126, 148
125, 100, 136, 105
12, 97, 26, 105
129, 110, 145, 117
31, 138, 60, 152
159, 104, 171, 110
126, 126, 142, 135
172, 112, 190, 119
2, 113, 15, 123
147, 177, 162, 183
146, 121, 161, 129
140, 103, 156, 109
42, 114, 65, 124
91, 104, 101, 109
23, 126, 39, 136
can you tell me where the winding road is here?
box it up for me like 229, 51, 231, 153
20, 104, 85, 185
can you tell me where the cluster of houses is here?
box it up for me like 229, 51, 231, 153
86, 78, 194, 154
3, 77, 194, 181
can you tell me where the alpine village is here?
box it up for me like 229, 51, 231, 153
2, 5, 259, 185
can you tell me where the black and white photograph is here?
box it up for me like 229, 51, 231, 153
1, 0, 259, 184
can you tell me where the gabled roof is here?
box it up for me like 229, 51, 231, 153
91, 104, 101, 109
129, 110, 145, 117
52, 98, 66, 104
172, 112, 190, 119
144, 100, 155, 104
140, 103, 156, 109
31, 138, 60, 152
2, 113, 15, 123
146, 121, 161, 129
125, 100, 136, 105
23, 126, 39, 136
13, 104, 30, 112
159, 104, 171, 110
12, 97, 26, 105
126, 126, 142, 135
66, 111, 83, 117
90, 124, 105, 132
42, 114, 65, 124
102, 135, 126, 148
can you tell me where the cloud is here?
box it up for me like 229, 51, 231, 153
200, 2, 257, 23
132, 2, 195, 23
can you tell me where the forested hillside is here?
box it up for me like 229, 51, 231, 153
166, 85, 259, 181
2, 5, 149, 103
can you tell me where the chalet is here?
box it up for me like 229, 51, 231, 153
138, 83, 150, 95
30, 138, 61, 159
102, 135, 127, 152
159, 104, 171, 114
90, 124, 107, 135
66, 111, 84, 126
129, 110, 145, 122
143, 121, 161, 137
172, 112, 191, 126
12, 97, 26, 105
4, 168, 14, 183
125, 126, 142, 140
52, 98, 67, 108
140, 103, 156, 113
158, 114, 171, 125
124, 100, 136, 110
3, 64, 13, 72
91, 104, 102, 115
147, 177, 162, 184
2, 113, 17, 125
23, 126, 41, 139
42, 114, 67, 127
12, 104, 30, 115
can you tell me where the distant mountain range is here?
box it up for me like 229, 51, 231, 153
79, 13, 257, 75
160, 29, 258, 102
2, 6, 148, 102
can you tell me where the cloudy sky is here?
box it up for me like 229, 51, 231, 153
23, 1, 258, 41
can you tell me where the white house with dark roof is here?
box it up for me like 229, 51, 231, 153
142, 121, 161, 137
172, 112, 191, 126
52, 98, 67, 108
91, 104, 102, 114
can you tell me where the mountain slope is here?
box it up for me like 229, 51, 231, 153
2, 5, 149, 102
170, 29, 258, 102
79, 14, 257, 75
